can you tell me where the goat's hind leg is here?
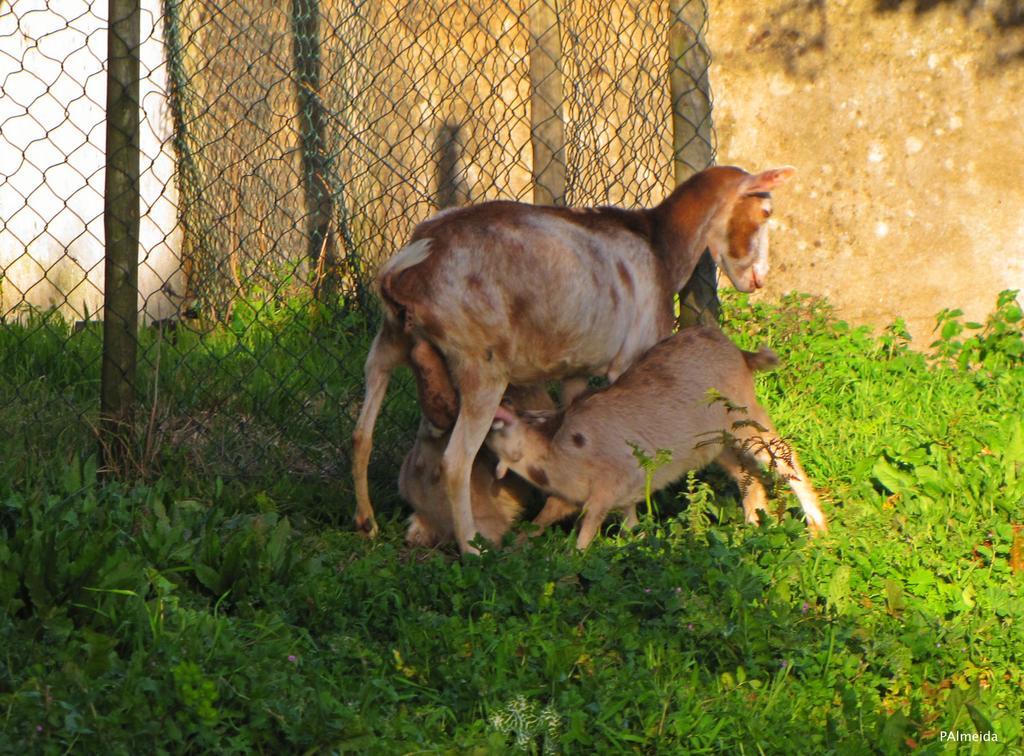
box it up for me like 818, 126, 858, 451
352, 320, 409, 538
441, 366, 507, 554
715, 446, 770, 526
742, 408, 828, 535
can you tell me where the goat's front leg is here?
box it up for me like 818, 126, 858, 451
442, 368, 507, 554
352, 321, 408, 538
524, 496, 581, 539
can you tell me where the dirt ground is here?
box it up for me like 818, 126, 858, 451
708, 0, 1024, 345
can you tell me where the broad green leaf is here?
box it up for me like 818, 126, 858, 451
884, 578, 905, 616
827, 566, 852, 613
872, 457, 914, 494
193, 563, 222, 593
906, 568, 934, 595
966, 703, 996, 737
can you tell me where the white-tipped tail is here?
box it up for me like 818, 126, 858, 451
378, 237, 434, 280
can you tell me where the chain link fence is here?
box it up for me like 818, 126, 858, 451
1, 0, 716, 515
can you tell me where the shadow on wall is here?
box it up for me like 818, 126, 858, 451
744, 0, 1024, 80
876, 0, 1024, 61
744, 0, 829, 79
708, 0, 1024, 344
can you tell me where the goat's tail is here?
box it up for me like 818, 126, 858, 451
742, 347, 780, 372
376, 237, 434, 321
378, 237, 434, 282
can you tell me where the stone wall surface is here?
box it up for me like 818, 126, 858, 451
708, 0, 1024, 343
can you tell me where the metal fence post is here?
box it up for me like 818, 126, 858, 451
100, 0, 141, 467
529, 0, 566, 206
669, 0, 720, 326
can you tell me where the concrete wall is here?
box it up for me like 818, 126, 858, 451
708, 0, 1024, 343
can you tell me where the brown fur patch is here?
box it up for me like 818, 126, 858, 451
412, 200, 649, 243
726, 196, 768, 260
459, 364, 481, 393
608, 285, 619, 309
410, 339, 459, 430
379, 239, 442, 313
542, 205, 651, 239
493, 337, 511, 362
509, 294, 530, 328
694, 326, 723, 342
648, 166, 750, 272
467, 273, 484, 289
616, 261, 634, 292
381, 260, 443, 341
504, 384, 557, 413
524, 410, 565, 437
419, 311, 447, 341
527, 465, 550, 487
742, 348, 780, 372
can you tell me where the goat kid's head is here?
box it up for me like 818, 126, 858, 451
706, 166, 795, 293
488, 404, 558, 479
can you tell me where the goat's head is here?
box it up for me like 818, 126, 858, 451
488, 404, 559, 479
705, 166, 795, 293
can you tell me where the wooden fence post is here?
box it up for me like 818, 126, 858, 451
163, 0, 210, 318
436, 120, 469, 209
529, 0, 565, 206
101, 0, 141, 467
293, 0, 340, 302
669, 0, 720, 326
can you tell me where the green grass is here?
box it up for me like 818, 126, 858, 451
0, 299, 419, 518
1, 290, 1022, 753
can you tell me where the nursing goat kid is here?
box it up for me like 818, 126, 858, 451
486, 327, 829, 548
399, 341, 555, 547
352, 165, 795, 552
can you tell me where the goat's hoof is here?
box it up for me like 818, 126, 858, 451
355, 516, 379, 539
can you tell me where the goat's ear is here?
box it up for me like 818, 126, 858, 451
521, 409, 558, 425
744, 166, 795, 194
